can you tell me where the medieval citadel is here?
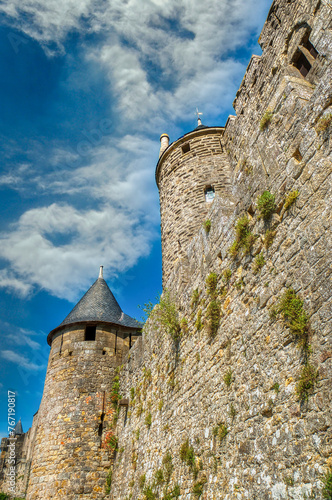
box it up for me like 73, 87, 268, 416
1, 0, 332, 498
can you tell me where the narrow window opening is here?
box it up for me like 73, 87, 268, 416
115, 330, 118, 354
301, 32, 319, 59
293, 51, 311, 77
98, 413, 105, 438
85, 325, 96, 341
204, 186, 215, 203
59, 333, 64, 354
182, 143, 190, 154
304, 39, 318, 59
129, 333, 132, 349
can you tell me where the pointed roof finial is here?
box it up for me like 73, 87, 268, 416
99, 266, 104, 279
196, 107, 203, 126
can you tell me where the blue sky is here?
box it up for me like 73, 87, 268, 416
0, 0, 271, 437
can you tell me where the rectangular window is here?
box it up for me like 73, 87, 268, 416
304, 39, 318, 59
204, 186, 215, 202
294, 52, 311, 77
85, 325, 96, 341
182, 143, 190, 154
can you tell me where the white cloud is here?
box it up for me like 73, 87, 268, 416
0, 201, 155, 300
0, 133, 160, 300
0, 270, 33, 297
5, 327, 42, 350
0, 0, 271, 300
0, 350, 44, 371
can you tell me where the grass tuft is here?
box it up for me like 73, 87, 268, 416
206, 273, 218, 297
191, 289, 200, 309
223, 368, 233, 387
206, 300, 221, 338
253, 253, 266, 274
296, 363, 318, 402
179, 439, 196, 470
203, 219, 212, 233
284, 190, 299, 211
264, 229, 276, 249
322, 466, 332, 499
192, 475, 207, 497
260, 110, 273, 130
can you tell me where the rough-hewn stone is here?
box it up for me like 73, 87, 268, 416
0, 0, 331, 498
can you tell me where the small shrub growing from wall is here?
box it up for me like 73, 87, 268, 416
158, 291, 181, 341
273, 289, 309, 347
105, 469, 112, 494
180, 318, 188, 334
229, 216, 255, 257
257, 190, 276, 219
143, 485, 156, 499
139, 474, 146, 490
145, 412, 152, 428
162, 451, 174, 483
213, 422, 228, 441
195, 309, 203, 331
222, 268, 232, 283
154, 468, 164, 486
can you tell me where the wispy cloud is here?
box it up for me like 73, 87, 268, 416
0, 270, 33, 297
0, 350, 44, 371
0, 0, 271, 301
3, 325, 42, 350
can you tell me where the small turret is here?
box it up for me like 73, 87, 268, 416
156, 120, 233, 286
159, 133, 170, 157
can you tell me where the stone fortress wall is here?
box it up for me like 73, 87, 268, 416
0, 0, 331, 498
108, 0, 332, 498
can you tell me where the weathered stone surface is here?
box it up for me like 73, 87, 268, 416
0, 0, 331, 498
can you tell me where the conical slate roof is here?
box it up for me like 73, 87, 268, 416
13, 419, 23, 436
48, 269, 142, 344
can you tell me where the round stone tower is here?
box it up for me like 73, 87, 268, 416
26, 267, 142, 500
156, 119, 233, 286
